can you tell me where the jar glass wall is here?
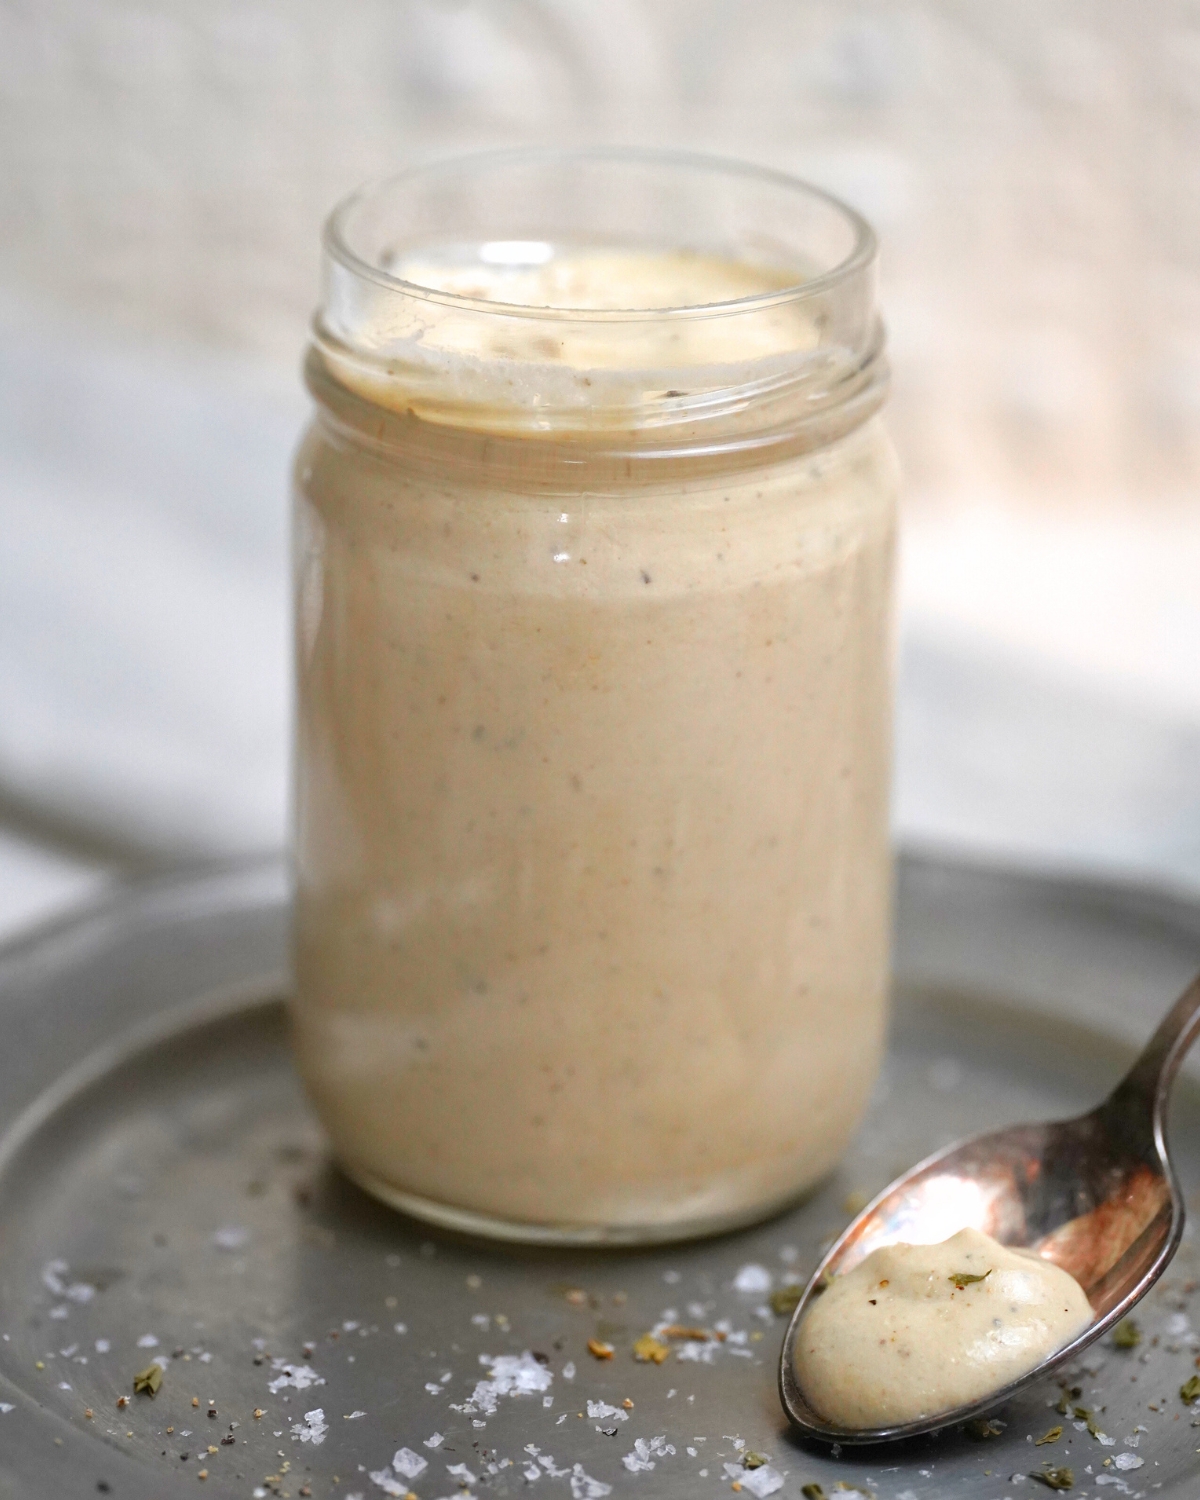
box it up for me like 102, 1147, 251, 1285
292, 148, 898, 1243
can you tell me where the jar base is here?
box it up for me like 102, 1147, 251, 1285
341, 1162, 818, 1247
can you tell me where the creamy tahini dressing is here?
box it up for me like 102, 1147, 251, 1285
322, 248, 825, 431
394, 246, 799, 311
294, 248, 896, 1232
795, 1228, 1092, 1429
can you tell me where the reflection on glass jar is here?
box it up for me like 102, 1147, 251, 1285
292, 148, 898, 1243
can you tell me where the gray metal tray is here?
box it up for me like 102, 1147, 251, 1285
3, 853, 1200, 1500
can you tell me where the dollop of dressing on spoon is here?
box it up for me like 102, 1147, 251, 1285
795, 1227, 1092, 1429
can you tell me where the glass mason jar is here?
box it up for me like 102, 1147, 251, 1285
292, 148, 898, 1244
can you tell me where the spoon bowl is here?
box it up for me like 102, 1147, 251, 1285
779, 972, 1200, 1444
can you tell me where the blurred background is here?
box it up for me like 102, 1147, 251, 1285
2, 0, 1199, 938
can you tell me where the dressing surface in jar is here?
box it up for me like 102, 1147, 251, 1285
292, 149, 898, 1243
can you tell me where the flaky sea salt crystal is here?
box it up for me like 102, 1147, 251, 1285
490, 1351, 552, 1393
212, 1226, 249, 1251
677, 1341, 717, 1364
536, 1452, 571, 1478
41, 1260, 95, 1304
267, 1360, 325, 1394
446, 1462, 477, 1483
586, 1401, 627, 1422
569, 1464, 612, 1498
733, 1264, 772, 1294
465, 1351, 552, 1413
291, 1408, 328, 1445
625, 1435, 673, 1470
392, 1447, 426, 1479
740, 1466, 785, 1498
424, 1433, 444, 1448
1114, 1453, 1144, 1470
367, 1469, 405, 1496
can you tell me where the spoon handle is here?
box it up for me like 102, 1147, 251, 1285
1107, 970, 1200, 1132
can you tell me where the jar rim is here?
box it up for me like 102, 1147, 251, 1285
323, 145, 877, 323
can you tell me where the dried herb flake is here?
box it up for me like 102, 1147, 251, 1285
132, 1364, 162, 1397
1036, 1426, 1063, 1446
1073, 1405, 1104, 1440
1181, 1374, 1200, 1404
586, 1338, 614, 1361
743, 1452, 768, 1469
631, 1334, 668, 1364
801, 1486, 826, 1500
770, 1285, 803, 1317
949, 1269, 992, 1290
1030, 1465, 1074, 1491
1112, 1318, 1141, 1350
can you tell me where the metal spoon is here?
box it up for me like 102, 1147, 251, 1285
779, 970, 1200, 1444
